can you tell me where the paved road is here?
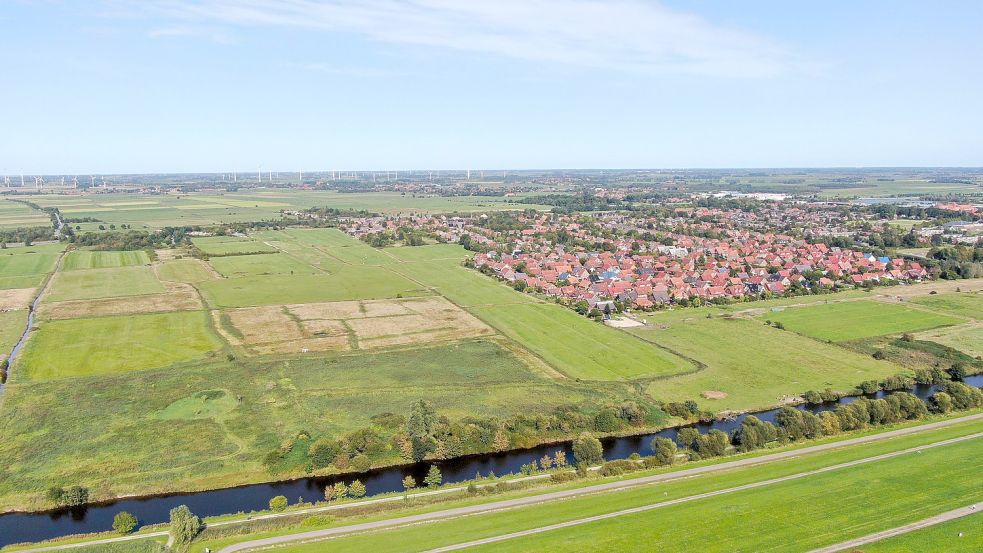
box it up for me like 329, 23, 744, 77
217, 413, 983, 553
806, 506, 982, 553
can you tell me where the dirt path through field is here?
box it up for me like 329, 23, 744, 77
806, 506, 982, 553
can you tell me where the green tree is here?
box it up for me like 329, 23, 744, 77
333, 481, 348, 500
60, 486, 89, 507
424, 465, 443, 487
402, 475, 416, 498
677, 427, 701, 448
407, 400, 438, 461
112, 511, 138, 534
169, 505, 203, 551
930, 391, 954, 413
572, 433, 604, 466
269, 495, 288, 512
650, 437, 677, 466
348, 480, 366, 499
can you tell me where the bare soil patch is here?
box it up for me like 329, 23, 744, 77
0, 288, 35, 311
702, 390, 729, 400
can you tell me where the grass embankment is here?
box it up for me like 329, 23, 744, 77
188, 415, 983, 553
264, 422, 983, 552
859, 512, 983, 552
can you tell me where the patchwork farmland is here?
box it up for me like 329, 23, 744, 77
0, 217, 981, 523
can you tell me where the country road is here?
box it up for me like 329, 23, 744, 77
806, 506, 982, 553
216, 413, 983, 553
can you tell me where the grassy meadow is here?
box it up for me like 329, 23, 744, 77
0, 339, 623, 511
0, 310, 28, 362
46, 266, 165, 302
62, 250, 150, 270
908, 292, 983, 320
759, 300, 964, 342
632, 317, 901, 411
155, 258, 217, 283
15, 311, 223, 381
861, 512, 983, 552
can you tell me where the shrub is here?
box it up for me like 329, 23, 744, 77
112, 511, 138, 534
650, 437, 678, 465
572, 433, 604, 466
300, 515, 334, 528
599, 459, 637, 477
348, 480, 366, 499
269, 495, 288, 512
550, 471, 577, 483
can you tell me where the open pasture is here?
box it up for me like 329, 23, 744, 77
0, 309, 28, 362
46, 265, 165, 302
155, 258, 218, 283
280, 228, 398, 266
198, 266, 428, 308
62, 250, 150, 270
758, 300, 963, 342
15, 310, 223, 381
0, 287, 36, 310
0, 244, 63, 290
632, 317, 902, 411
915, 322, 983, 359
0, 339, 612, 510
861, 511, 983, 552
0, 200, 48, 228
192, 236, 277, 256
908, 292, 983, 320
37, 282, 203, 320
207, 252, 317, 277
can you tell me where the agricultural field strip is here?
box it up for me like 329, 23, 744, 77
806, 508, 982, 553
17, 413, 982, 553
215, 415, 983, 553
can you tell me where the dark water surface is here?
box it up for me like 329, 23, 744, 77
1, 374, 980, 547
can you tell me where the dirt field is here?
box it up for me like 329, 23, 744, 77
37, 283, 202, 319
224, 297, 492, 355
0, 288, 35, 311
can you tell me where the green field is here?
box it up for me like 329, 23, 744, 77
0, 339, 622, 510
0, 200, 48, 229
62, 250, 150, 270
909, 292, 983, 320
206, 253, 317, 277
0, 310, 28, 361
192, 237, 277, 256
759, 300, 964, 342
632, 317, 902, 411
861, 512, 983, 552
15, 311, 223, 381
155, 259, 216, 283
258, 420, 983, 553
46, 266, 165, 302
281, 228, 399, 266
198, 267, 428, 307
915, 323, 983, 359
0, 250, 60, 278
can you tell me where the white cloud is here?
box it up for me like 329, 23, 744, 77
141, 0, 803, 77
147, 24, 234, 43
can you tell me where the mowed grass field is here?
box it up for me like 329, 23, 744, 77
632, 317, 902, 411
62, 250, 150, 270
15, 310, 223, 381
155, 258, 217, 283
0, 244, 62, 289
206, 252, 318, 277
0, 200, 48, 228
0, 339, 624, 510
192, 236, 277, 256
262, 421, 983, 553
861, 512, 983, 552
46, 265, 165, 302
909, 292, 983, 320
759, 300, 964, 342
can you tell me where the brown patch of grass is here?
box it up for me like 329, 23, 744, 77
0, 288, 35, 310
702, 390, 728, 400
286, 300, 362, 320
300, 319, 348, 336
37, 283, 202, 320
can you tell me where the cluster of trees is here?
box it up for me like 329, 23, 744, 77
45, 485, 89, 507
519, 192, 624, 213
927, 245, 983, 280
277, 398, 661, 478
0, 226, 55, 246
69, 228, 185, 250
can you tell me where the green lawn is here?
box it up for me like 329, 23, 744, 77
632, 317, 903, 411
0, 250, 60, 278
198, 267, 428, 307
62, 250, 150, 270
155, 259, 216, 283
759, 300, 964, 342
383, 244, 470, 262
262, 421, 983, 553
206, 253, 318, 277
0, 339, 619, 511
861, 512, 983, 552
280, 228, 398, 266
909, 292, 983, 320
15, 311, 223, 381
46, 266, 165, 302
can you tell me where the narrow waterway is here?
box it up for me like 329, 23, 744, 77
1, 374, 979, 548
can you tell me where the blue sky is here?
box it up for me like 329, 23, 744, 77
2, 1, 982, 174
